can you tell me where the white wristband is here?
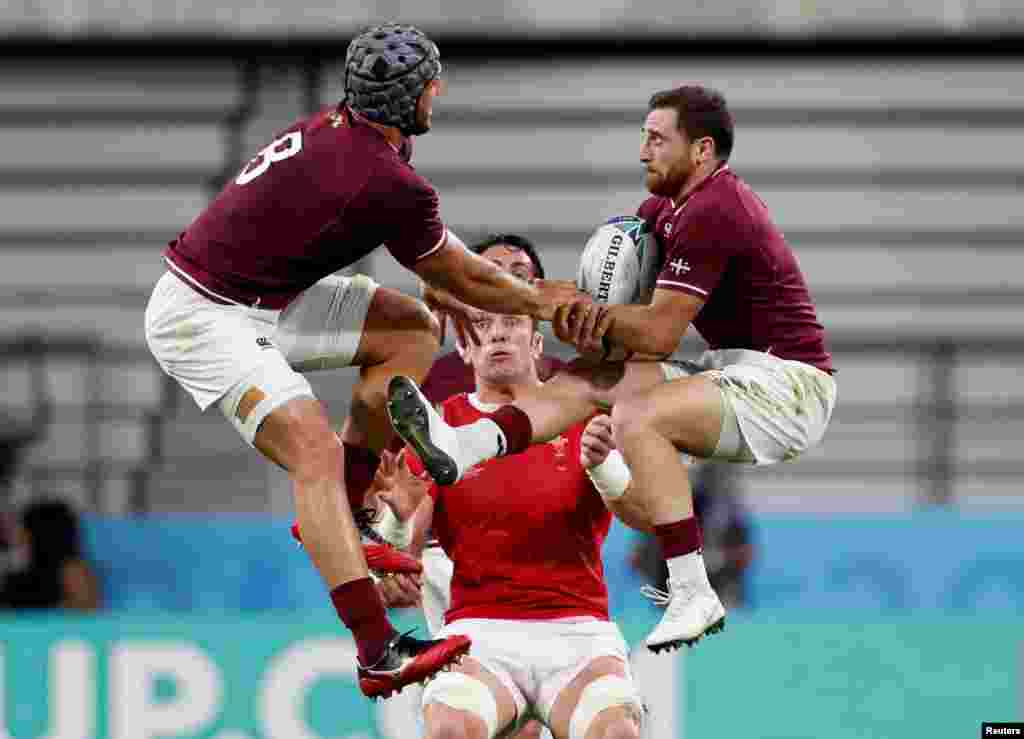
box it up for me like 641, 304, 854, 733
373, 505, 413, 549
585, 450, 631, 501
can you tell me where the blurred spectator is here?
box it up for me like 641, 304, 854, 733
0, 412, 40, 501
631, 464, 754, 608
0, 499, 101, 611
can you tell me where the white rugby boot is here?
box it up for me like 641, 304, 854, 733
642, 578, 727, 653
386, 376, 468, 485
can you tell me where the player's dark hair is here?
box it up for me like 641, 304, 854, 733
470, 234, 545, 280
648, 85, 734, 161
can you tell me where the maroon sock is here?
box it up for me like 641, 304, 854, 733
292, 445, 381, 543
386, 435, 408, 455
343, 443, 381, 510
490, 405, 533, 456
654, 517, 704, 559
331, 578, 398, 666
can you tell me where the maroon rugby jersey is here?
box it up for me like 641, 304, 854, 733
164, 106, 446, 310
637, 165, 833, 372
407, 395, 612, 624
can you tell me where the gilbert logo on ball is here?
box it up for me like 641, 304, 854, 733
577, 216, 661, 305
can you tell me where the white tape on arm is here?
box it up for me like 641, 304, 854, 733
585, 450, 631, 501
374, 504, 413, 549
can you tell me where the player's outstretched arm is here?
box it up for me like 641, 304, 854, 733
580, 415, 653, 532
556, 288, 703, 358
415, 230, 585, 322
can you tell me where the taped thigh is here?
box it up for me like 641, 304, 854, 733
422, 671, 501, 739
218, 358, 315, 445
276, 273, 378, 372
568, 675, 643, 739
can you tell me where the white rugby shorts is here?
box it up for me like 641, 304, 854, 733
430, 617, 638, 733
661, 348, 837, 465
144, 270, 377, 441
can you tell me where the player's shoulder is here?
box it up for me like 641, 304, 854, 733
704, 167, 754, 211
363, 149, 437, 204
689, 168, 755, 227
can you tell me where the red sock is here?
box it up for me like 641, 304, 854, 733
343, 443, 381, 510
331, 578, 398, 666
490, 405, 533, 456
654, 517, 704, 559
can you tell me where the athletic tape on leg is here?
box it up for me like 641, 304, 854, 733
220, 364, 315, 445
569, 675, 642, 739
422, 671, 500, 739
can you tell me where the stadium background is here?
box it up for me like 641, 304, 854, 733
1, 1, 1022, 736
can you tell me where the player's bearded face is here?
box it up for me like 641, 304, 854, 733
641, 108, 693, 198
415, 77, 445, 134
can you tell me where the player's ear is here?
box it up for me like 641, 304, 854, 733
531, 330, 543, 359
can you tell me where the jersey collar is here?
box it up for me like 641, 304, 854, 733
672, 163, 731, 213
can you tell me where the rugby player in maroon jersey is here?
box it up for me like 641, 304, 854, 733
386, 85, 837, 654
144, 23, 584, 699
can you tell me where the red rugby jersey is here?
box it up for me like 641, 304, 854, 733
407, 394, 612, 624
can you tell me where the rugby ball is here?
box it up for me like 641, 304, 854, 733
577, 216, 660, 305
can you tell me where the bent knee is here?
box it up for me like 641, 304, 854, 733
423, 671, 498, 739
593, 716, 641, 739
376, 289, 440, 343
358, 289, 441, 365
568, 673, 642, 739
394, 296, 442, 348
610, 395, 658, 438
425, 710, 486, 739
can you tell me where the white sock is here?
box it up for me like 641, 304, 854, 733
453, 418, 507, 470
666, 551, 711, 589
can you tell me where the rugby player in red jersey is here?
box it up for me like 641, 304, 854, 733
373, 297, 647, 739
143, 23, 584, 699
376, 233, 567, 739
387, 85, 837, 654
